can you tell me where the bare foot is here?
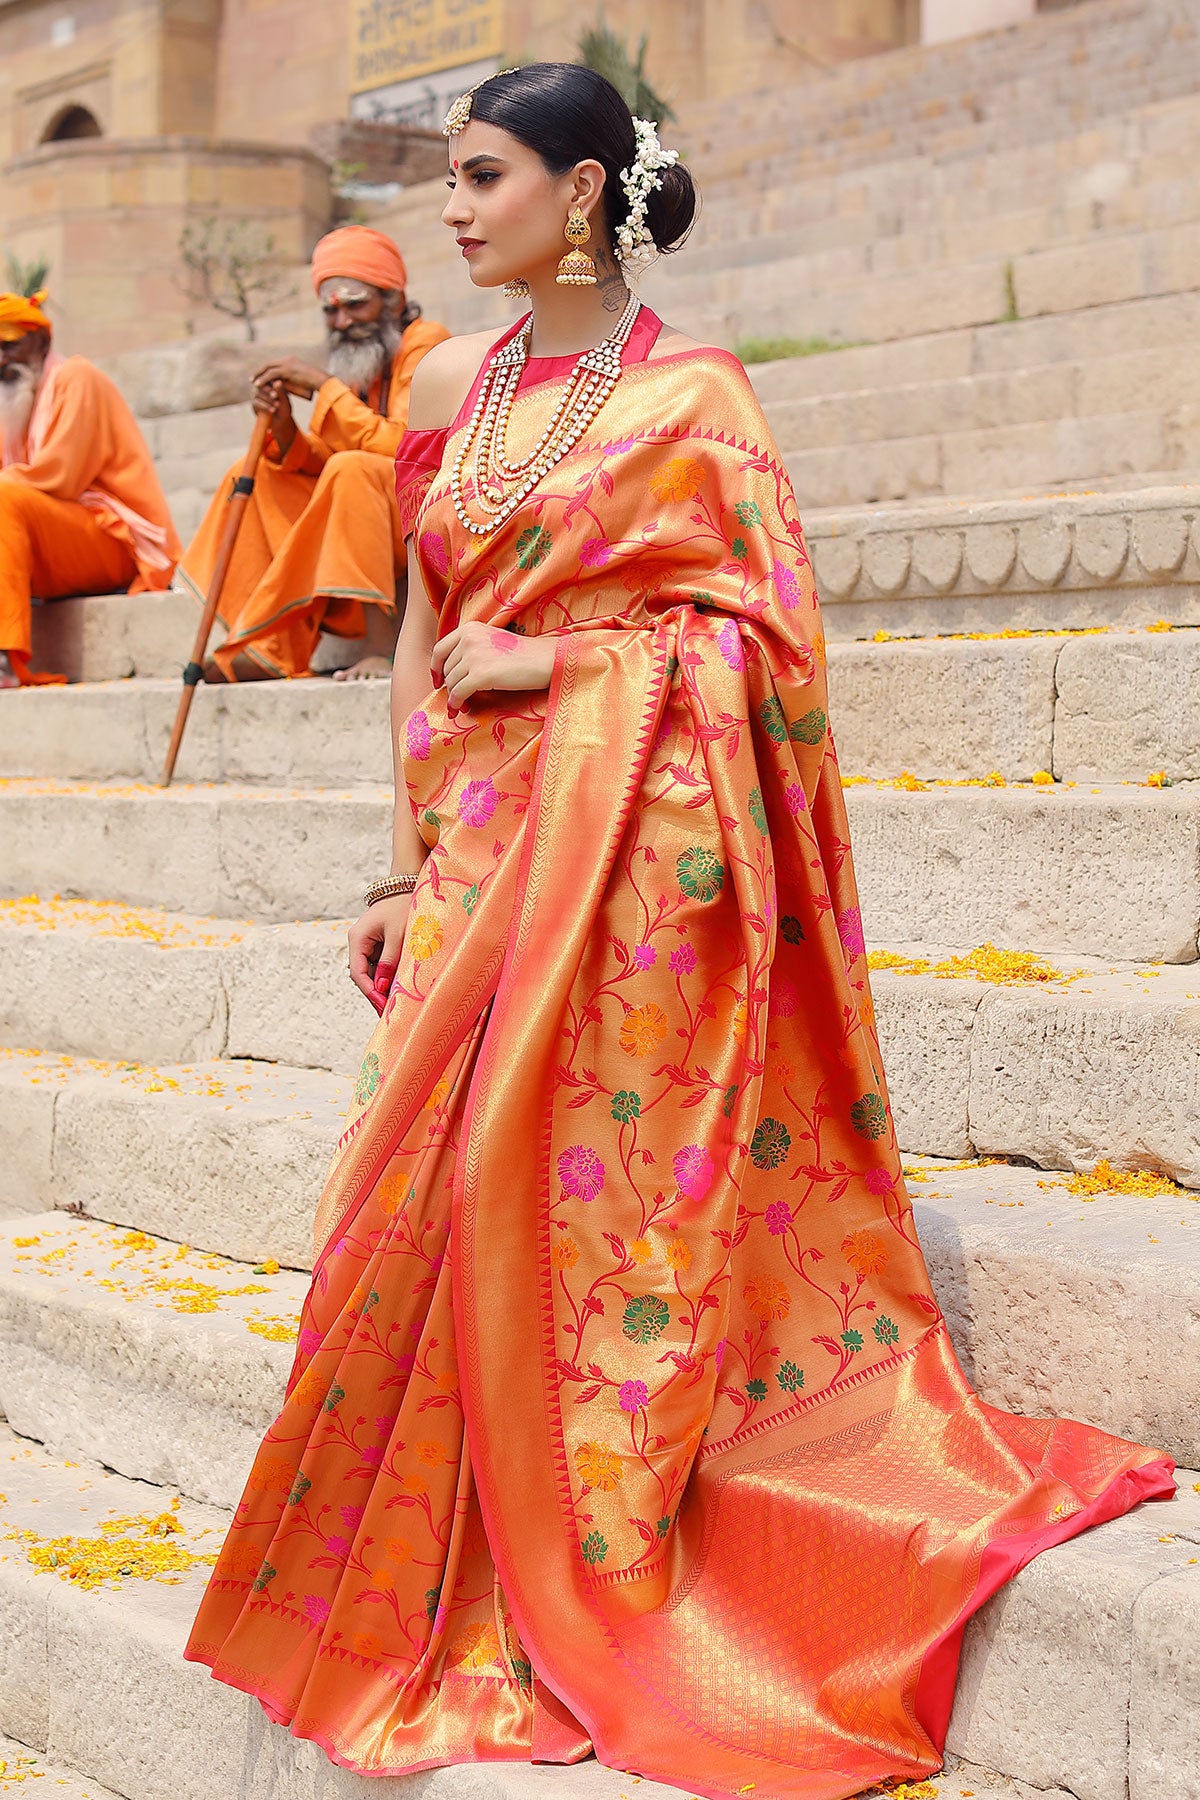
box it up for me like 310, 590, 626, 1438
332, 655, 394, 682
0, 652, 21, 690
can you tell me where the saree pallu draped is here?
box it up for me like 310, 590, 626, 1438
187, 337, 1174, 1798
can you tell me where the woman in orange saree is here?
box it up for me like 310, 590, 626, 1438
186, 64, 1174, 1799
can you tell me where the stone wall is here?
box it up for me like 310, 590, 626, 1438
0, 0, 221, 159
0, 136, 331, 356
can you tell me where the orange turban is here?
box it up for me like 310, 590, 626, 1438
0, 288, 52, 342
310, 227, 407, 295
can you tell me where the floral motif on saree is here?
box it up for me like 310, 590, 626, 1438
187, 314, 1173, 1799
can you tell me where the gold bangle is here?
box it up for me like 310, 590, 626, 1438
364, 873, 419, 907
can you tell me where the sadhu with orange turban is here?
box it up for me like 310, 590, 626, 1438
179, 227, 451, 682
0, 289, 179, 689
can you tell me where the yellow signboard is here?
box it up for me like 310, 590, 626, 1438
350, 0, 503, 96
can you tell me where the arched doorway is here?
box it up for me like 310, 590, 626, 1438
41, 104, 103, 143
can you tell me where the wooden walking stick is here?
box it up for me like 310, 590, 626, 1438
159, 411, 271, 787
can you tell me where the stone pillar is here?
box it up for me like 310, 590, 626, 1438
921, 0, 1036, 43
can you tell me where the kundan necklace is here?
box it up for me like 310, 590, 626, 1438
451, 290, 642, 536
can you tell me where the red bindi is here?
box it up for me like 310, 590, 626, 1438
453, 159, 459, 169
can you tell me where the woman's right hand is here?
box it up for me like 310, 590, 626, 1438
348, 894, 412, 1014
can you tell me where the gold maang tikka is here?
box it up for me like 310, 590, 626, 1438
442, 67, 520, 136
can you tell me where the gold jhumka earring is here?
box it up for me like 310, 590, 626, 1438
556, 208, 597, 286
504, 278, 531, 299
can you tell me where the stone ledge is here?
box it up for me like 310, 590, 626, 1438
913, 1160, 1200, 1468
0, 1215, 304, 1508
844, 781, 1200, 962
1, 777, 1197, 953
808, 484, 1200, 634
0, 780, 391, 922
872, 957, 1200, 1183
7, 631, 1200, 789
0, 676, 393, 786
0, 1052, 345, 1270
0, 907, 366, 1075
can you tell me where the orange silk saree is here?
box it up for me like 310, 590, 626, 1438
186, 314, 1174, 1797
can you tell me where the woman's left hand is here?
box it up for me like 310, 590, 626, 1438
431, 622, 557, 710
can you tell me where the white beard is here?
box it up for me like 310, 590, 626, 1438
325, 317, 403, 395
0, 362, 40, 450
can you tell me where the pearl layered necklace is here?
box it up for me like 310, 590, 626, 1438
451, 292, 642, 537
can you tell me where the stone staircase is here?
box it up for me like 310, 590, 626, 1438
3, 559, 1200, 1797
4, 3, 1200, 1793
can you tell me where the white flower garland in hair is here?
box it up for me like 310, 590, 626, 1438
616, 117, 680, 271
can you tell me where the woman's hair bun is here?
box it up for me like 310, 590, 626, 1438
470, 63, 699, 263
645, 159, 698, 256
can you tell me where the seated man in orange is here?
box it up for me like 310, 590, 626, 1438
0, 289, 180, 690
180, 226, 450, 683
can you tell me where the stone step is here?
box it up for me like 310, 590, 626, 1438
0, 775, 1196, 959
845, 778, 1200, 963
30, 590, 196, 685
0, 900, 366, 1075
2, 900, 1198, 1184
787, 404, 1197, 511
746, 291, 1200, 402
766, 343, 1200, 457
2, 1144, 1198, 1490
152, 444, 239, 502
0, 1050, 346, 1271
9, 626, 1196, 789
0, 1731, 124, 1800
651, 209, 1200, 355
672, 119, 1200, 249
0, 676, 392, 786
873, 954, 1200, 1181
0, 1215, 305, 1510
23, 485, 1200, 690
682, 6, 1200, 180
832, 627, 1200, 784
0, 779, 389, 923
6, 1427, 1182, 1800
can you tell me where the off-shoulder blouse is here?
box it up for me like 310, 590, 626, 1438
393, 305, 664, 539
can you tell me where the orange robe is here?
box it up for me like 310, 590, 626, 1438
179, 318, 450, 680
187, 313, 1173, 1795
0, 354, 180, 684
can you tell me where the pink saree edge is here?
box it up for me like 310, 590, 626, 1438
911, 1453, 1178, 1747
182, 1643, 545, 1778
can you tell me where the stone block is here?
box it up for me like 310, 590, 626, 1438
845, 784, 1200, 962
0, 673, 393, 787
1129, 1566, 1200, 1799
828, 636, 1060, 780
50, 1059, 346, 1270
29, 591, 198, 685
216, 679, 392, 787
1054, 629, 1200, 781
0, 914, 230, 1065
0, 1562, 49, 1750
968, 967, 1200, 1187
869, 973, 981, 1156
223, 923, 366, 1076
947, 1497, 1200, 1800
914, 1164, 1200, 1466
0, 782, 390, 921
0, 1059, 58, 1215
